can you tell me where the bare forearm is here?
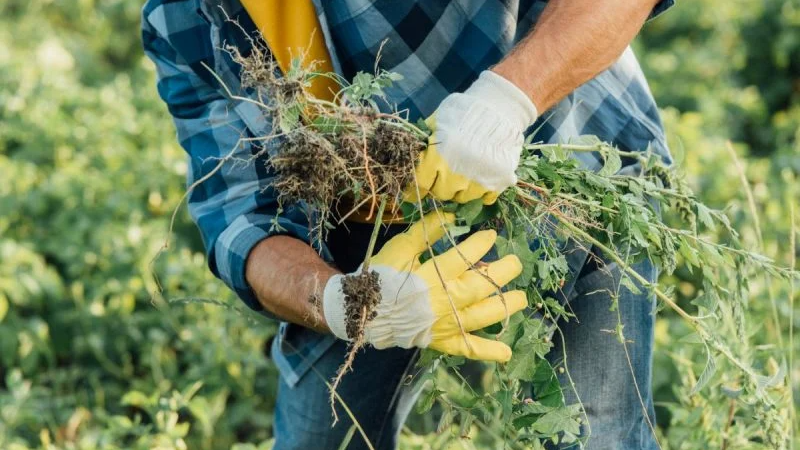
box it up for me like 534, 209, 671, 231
245, 235, 340, 333
494, 0, 659, 112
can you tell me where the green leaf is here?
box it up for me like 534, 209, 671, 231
507, 320, 553, 381
458, 411, 475, 437
386, 71, 404, 82
531, 406, 582, 436
443, 355, 465, 368
496, 234, 537, 288
755, 363, 785, 394
679, 239, 701, 267
506, 343, 540, 382
531, 361, 564, 407
696, 203, 716, 230
619, 275, 642, 295
541, 145, 571, 162
690, 344, 717, 395
445, 224, 471, 238
457, 198, 485, 225
691, 284, 719, 313
337, 425, 358, 450
513, 400, 557, 429
121, 391, 150, 408
0, 293, 7, 322
570, 135, 603, 146
416, 348, 442, 368
598, 147, 622, 177
399, 201, 422, 222
416, 388, 443, 414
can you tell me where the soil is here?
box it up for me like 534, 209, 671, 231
270, 130, 350, 207
340, 269, 381, 340
271, 120, 423, 206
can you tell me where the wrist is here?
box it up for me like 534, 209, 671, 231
245, 235, 340, 334
321, 273, 350, 340
308, 266, 340, 334
466, 70, 538, 130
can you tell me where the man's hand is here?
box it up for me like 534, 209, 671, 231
405, 71, 538, 205
322, 212, 527, 362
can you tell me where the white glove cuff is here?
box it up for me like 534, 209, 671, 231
322, 274, 350, 341
465, 70, 539, 131
321, 266, 437, 349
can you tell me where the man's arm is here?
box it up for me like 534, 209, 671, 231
246, 236, 336, 333
493, 0, 662, 112
410, 0, 669, 205
142, 3, 331, 333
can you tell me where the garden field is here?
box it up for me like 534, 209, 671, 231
0, 0, 798, 449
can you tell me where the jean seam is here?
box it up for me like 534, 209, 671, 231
373, 349, 420, 448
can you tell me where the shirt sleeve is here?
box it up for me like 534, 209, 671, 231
141, 6, 326, 312
649, 0, 675, 20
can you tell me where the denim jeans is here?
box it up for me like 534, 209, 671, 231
270, 222, 658, 450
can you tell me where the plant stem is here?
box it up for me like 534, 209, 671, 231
555, 212, 762, 381
788, 172, 797, 442
362, 195, 388, 272
554, 214, 697, 324
524, 142, 648, 161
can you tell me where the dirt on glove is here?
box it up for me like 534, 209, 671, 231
340, 269, 382, 341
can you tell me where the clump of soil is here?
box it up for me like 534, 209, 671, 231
328, 268, 383, 420
340, 269, 382, 340
270, 115, 424, 243
369, 122, 426, 196
228, 41, 304, 108
270, 130, 351, 207
272, 121, 423, 207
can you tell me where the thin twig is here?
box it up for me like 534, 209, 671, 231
788, 172, 796, 443
726, 142, 783, 351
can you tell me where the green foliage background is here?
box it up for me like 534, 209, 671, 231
0, 0, 797, 448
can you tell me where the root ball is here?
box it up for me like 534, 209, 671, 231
340, 270, 382, 340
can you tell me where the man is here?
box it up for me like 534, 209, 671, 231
142, 0, 673, 448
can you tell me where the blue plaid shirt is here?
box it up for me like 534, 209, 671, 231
142, 0, 673, 316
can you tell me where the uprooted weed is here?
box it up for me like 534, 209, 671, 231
229, 40, 425, 237
228, 37, 429, 418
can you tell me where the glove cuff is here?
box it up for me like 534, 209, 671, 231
322, 273, 350, 341
465, 70, 539, 131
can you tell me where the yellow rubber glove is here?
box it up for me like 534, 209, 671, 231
405, 71, 539, 205
323, 212, 528, 362
406, 117, 501, 205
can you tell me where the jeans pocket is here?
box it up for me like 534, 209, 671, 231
279, 323, 324, 356
272, 322, 338, 387
572, 262, 622, 300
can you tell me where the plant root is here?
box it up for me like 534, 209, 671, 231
328, 269, 382, 423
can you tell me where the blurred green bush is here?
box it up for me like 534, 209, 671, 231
0, 0, 796, 449
1, 2, 276, 449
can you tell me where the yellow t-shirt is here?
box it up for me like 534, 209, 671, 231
240, 0, 337, 101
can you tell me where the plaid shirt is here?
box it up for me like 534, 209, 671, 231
142, 0, 673, 318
